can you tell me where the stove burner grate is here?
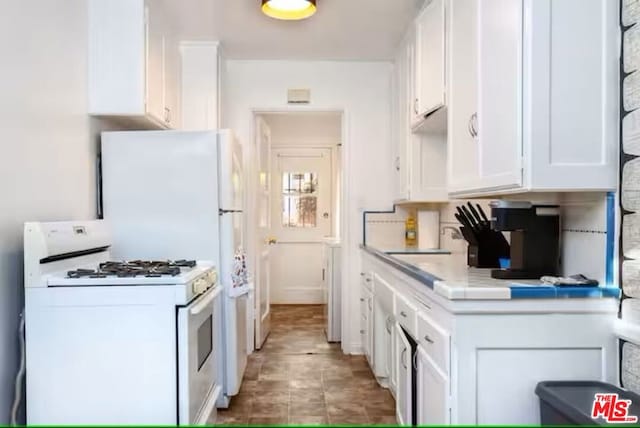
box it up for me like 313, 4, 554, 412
66, 260, 197, 279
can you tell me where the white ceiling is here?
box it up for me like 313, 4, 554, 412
168, 0, 424, 60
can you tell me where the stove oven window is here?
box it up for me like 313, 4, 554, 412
197, 315, 213, 370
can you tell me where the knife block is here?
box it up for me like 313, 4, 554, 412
460, 227, 510, 268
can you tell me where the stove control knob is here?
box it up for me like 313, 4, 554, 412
192, 278, 205, 294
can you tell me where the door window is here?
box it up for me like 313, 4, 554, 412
281, 172, 318, 228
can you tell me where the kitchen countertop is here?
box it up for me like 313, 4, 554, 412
361, 244, 621, 300
380, 247, 451, 255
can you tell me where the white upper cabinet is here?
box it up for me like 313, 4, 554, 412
476, 0, 523, 191
163, 25, 181, 129
447, 0, 480, 193
448, 0, 619, 197
180, 42, 220, 130
391, 19, 448, 203
88, 0, 181, 129
391, 38, 411, 202
414, 0, 447, 124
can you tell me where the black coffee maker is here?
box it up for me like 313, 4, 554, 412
490, 201, 560, 280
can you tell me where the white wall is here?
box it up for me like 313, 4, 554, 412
223, 60, 394, 352
0, 2, 124, 422
264, 112, 342, 146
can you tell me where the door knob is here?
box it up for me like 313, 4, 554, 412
323, 212, 329, 219
266, 237, 277, 245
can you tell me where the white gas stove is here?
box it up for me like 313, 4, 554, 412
44, 259, 217, 304
24, 220, 222, 425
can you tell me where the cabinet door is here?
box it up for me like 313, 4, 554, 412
417, 347, 450, 425
389, 319, 398, 396
416, 0, 446, 117
447, 0, 480, 193
394, 43, 411, 201
163, 28, 180, 129
476, 0, 523, 190
395, 322, 412, 426
392, 48, 409, 201
366, 293, 374, 367
144, 0, 165, 123
407, 34, 420, 128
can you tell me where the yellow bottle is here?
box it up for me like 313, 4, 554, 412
405, 214, 417, 248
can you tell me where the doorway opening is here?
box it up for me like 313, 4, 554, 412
253, 111, 343, 349
252, 111, 343, 351
215, 111, 397, 424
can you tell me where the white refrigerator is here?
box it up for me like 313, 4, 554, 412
101, 130, 248, 407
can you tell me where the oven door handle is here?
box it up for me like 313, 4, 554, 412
190, 286, 222, 315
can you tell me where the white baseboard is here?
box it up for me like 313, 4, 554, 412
272, 287, 324, 304
342, 341, 364, 355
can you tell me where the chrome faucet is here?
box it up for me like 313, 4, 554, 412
441, 226, 463, 240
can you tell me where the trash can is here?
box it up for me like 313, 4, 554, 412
535, 381, 640, 425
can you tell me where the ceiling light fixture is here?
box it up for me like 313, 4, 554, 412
261, 0, 317, 20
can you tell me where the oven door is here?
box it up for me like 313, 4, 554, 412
177, 286, 221, 425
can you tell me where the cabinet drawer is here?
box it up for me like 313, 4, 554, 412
394, 293, 418, 338
417, 312, 450, 374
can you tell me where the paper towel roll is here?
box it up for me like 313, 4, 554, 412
418, 210, 440, 249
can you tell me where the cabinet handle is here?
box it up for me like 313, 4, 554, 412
360, 329, 365, 335
360, 298, 365, 302
413, 350, 419, 370
365, 278, 371, 283
400, 311, 407, 318
414, 98, 419, 115
468, 114, 475, 138
424, 335, 434, 344
471, 112, 478, 138
360, 272, 365, 276
164, 107, 171, 124
368, 299, 372, 310
401, 348, 407, 369
386, 317, 392, 333
395, 156, 400, 172
322, 268, 325, 281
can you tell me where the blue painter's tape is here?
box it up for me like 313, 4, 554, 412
605, 192, 615, 286
509, 287, 558, 299
509, 285, 621, 299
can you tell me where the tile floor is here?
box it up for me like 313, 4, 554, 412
213, 305, 397, 425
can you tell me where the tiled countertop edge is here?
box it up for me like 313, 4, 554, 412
361, 244, 621, 300
360, 244, 441, 289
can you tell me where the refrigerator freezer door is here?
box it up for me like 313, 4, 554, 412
218, 130, 243, 212
101, 130, 220, 263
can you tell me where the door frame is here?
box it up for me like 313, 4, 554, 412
250, 108, 350, 353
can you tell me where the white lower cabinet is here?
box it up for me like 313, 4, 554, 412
417, 347, 450, 425
362, 250, 618, 425
394, 322, 413, 426
360, 274, 374, 368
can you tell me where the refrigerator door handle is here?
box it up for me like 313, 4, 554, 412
219, 209, 243, 215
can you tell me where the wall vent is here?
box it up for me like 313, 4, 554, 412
287, 88, 311, 104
